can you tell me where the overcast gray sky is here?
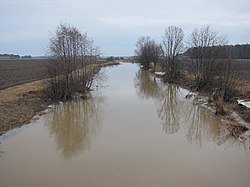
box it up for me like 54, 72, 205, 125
0, 0, 249, 56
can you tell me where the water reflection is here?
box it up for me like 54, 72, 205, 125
45, 94, 104, 159
134, 69, 161, 99
134, 69, 246, 147
185, 105, 221, 146
157, 84, 181, 134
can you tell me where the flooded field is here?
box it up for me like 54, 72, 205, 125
0, 63, 249, 187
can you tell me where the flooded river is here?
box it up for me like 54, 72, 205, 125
0, 63, 249, 187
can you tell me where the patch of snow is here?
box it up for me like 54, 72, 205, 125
154, 72, 165, 76
237, 99, 250, 109
47, 105, 53, 109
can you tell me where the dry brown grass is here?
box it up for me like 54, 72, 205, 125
0, 79, 50, 135
0, 79, 45, 102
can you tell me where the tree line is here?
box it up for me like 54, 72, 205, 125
186, 44, 250, 59
228, 44, 250, 59
135, 25, 241, 114
0, 54, 32, 59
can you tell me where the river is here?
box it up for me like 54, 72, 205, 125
0, 63, 249, 187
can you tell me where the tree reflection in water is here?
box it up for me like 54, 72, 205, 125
157, 84, 181, 134
134, 69, 181, 134
134, 69, 247, 148
185, 104, 221, 146
45, 94, 104, 159
134, 69, 161, 99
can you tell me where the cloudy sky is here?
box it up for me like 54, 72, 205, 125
0, 0, 249, 56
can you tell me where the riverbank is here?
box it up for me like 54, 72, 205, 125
0, 61, 119, 135
152, 68, 250, 141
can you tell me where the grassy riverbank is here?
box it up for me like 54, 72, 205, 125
0, 60, 119, 135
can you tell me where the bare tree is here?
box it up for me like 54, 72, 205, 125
135, 36, 161, 70
162, 26, 184, 81
47, 23, 101, 100
188, 26, 240, 114
188, 25, 228, 89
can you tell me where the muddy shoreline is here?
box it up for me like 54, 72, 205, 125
152, 70, 250, 144
150, 71, 250, 149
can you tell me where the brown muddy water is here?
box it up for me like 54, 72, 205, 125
0, 63, 249, 187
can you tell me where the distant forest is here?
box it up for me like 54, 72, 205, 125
228, 44, 250, 59
185, 44, 250, 59
0, 54, 31, 59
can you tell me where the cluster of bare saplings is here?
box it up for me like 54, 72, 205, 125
46, 24, 101, 100
135, 25, 239, 115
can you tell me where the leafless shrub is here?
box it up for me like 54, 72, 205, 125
209, 46, 240, 102
188, 26, 240, 102
135, 36, 161, 70
188, 26, 228, 89
45, 23, 101, 100
213, 91, 226, 115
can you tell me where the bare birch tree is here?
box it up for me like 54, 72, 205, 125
162, 26, 184, 81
